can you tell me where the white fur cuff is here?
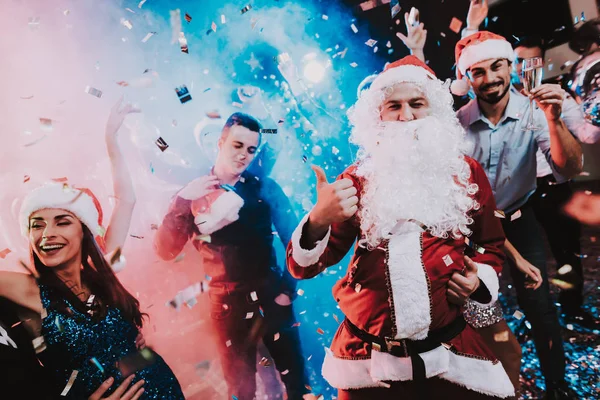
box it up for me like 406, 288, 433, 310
195, 191, 244, 235
472, 262, 500, 307
290, 211, 331, 267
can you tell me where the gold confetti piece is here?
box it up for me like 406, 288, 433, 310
354, 283, 362, 293
317, 328, 324, 335
494, 210, 506, 218
85, 86, 102, 98
206, 110, 221, 119
550, 278, 575, 290
274, 332, 280, 341
174, 252, 185, 263
513, 310, 524, 320
510, 209, 522, 221
0, 248, 12, 259
60, 370, 79, 396
141, 32, 156, 43
297, 289, 304, 296
494, 330, 510, 342
449, 17, 463, 34
442, 254, 453, 266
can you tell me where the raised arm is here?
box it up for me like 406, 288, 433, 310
103, 97, 140, 255
462, 0, 489, 38
396, 9, 427, 62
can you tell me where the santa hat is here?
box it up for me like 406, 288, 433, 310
452, 31, 514, 95
370, 55, 437, 92
19, 182, 104, 238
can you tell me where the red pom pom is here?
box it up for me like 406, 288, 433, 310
450, 79, 470, 96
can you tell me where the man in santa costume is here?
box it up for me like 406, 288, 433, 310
286, 55, 515, 399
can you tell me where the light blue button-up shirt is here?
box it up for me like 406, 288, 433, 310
457, 91, 566, 213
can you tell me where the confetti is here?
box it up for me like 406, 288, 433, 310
28, 17, 40, 29
118, 348, 157, 376
170, 9, 182, 44
494, 210, 505, 218
129, 234, 144, 239
281, 369, 289, 375
39, 118, 53, 132
184, 13, 192, 23
365, 39, 377, 47
120, 18, 133, 29
89, 357, 104, 374
206, 111, 221, 119
84, 86, 102, 98
259, 357, 272, 367
141, 32, 156, 43
60, 370, 79, 396
178, 32, 189, 54
0, 248, 11, 259
333, 314, 340, 324
558, 265, 573, 275
193, 234, 211, 243
494, 330, 510, 342
297, 289, 304, 296
317, 328, 324, 335
241, 4, 252, 14
550, 278, 575, 290
442, 254, 453, 266
351, 24, 358, 33
63, 10, 70, 16
358, 0, 391, 12
322, 15, 329, 20
513, 310, 524, 320
350, 62, 358, 68
292, 322, 301, 328
510, 210, 522, 221
155, 137, 169, 152
138, 0, 147, 8
407, 7, 419, 27
175, 85, 192, 103
211, 22, 217, 32
354, 283, 362, 293
221, 15, 226, 24
391, 3, 401, 18
226, 340, 232, 347
574, 253, 588, 259
244, 312, 254, 319
174, 252, 185, 263
167, 282, 207, 310
150, 224, 159, 230
465, 237, 485, 254
449, 17, 463, 34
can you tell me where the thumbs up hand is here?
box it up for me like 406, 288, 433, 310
447, 256, 481, 306
310, 165, 359, 228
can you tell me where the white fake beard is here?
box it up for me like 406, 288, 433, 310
354, 116, 479, 249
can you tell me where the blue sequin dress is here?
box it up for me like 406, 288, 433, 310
38, 284, 185, 399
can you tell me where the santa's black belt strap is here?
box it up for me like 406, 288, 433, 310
343, 316, 466, 385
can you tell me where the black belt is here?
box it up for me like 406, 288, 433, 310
344, 316, 466, 386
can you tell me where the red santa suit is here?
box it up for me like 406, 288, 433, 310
285, 57, 515, 399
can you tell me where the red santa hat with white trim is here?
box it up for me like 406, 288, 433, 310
451, 31, 514, 96
370, 55, 438, 91
19, 182, 104, 238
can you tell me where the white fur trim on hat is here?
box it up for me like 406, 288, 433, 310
194, 191, 244, 235
457, 39, 514, 76
19, 183, 100, 237
371, 65, 437, 91
450, 78, 470, 96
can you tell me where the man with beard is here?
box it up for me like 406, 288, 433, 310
285, 55, 514, 399
454, 31, 583, 399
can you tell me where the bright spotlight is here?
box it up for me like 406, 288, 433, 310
303, 60, 326, 83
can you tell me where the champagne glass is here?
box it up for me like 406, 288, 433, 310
521, 57, 544, 131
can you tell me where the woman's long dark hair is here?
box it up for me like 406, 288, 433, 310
33, 224, 145, 328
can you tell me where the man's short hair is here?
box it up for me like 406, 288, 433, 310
514, 35, 546, 59
221, 112, 262, 146
569, 18, 600, 54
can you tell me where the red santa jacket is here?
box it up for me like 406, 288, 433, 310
286, 157, 514, 398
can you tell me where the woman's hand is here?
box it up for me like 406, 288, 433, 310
514, 257, 542, 290
106, 96, 140, 142
88, 375, 145, 400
